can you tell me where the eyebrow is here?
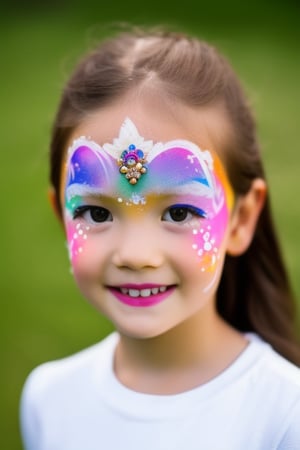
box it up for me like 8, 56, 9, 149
66, 184, 108, 201
65, 181, 214, 202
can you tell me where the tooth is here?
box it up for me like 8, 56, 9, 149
140, 289, 151, 297
128, 289, 140, 297
151, 287, 159, 295
119, 287, 168, 297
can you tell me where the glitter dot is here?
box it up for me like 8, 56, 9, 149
73, 233, 78, 239
201, 267, 205, 272
197, 249, 203, 256
204, 242, 212, 251
192, 244, 198, 250
83, 234, 87, 239
76, 224, 81, 229
192, 229, 198, 235
85, 226, 90, 231
203, 232, 210, 241
78, 247, 83, 253
117, 197, 123, 203
78, 229, 83, 235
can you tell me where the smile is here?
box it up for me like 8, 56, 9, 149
108, 284, 176, 307
120, 286, 167, 297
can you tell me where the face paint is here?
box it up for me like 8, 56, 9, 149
63, 118, 233, 272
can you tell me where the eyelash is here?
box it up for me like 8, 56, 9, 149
73, 205, 113, 223
71, 204, 206, 225
162, 204, 207, 223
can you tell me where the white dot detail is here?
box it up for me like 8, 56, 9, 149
203, 232, 210, 241
204, 242, 212, 251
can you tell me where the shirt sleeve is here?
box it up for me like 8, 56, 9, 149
20, 369, 43, 450
277, 398, 300, 450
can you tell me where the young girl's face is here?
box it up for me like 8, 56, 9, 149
60, 101, 234, 338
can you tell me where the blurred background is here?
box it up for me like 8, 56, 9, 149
1, 0, 299, 448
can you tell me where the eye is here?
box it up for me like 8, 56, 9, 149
73, 205, 113, 223
162, 205, 206, 223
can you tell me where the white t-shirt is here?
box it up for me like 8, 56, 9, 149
20, 333, 300, 450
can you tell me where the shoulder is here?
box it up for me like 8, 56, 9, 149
245, 334, 300, 446
276, 398, 300, 449
20, 333, 119, 449
249, 334, 300, 387
246, 334, 300, 397
21, 332, 118, 409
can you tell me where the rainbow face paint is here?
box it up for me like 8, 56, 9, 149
63, 118, 233, 276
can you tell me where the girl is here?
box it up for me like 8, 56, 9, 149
21, 28, 300, 449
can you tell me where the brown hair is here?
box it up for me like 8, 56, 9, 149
50, 27, 300, 364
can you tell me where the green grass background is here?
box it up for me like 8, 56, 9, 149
1, 1, 299, 448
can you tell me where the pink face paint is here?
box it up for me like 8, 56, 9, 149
66, 221, 90, 261
63, 118, 233, 272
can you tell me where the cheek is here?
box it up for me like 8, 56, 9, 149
65, 220, 90, 265
190, 201, 229, 273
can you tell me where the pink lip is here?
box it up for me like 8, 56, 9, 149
107, 285, 176, 307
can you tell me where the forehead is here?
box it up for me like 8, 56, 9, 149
65, 92, 231, 155
63, 118, 233, 212
60, 97, 232, 198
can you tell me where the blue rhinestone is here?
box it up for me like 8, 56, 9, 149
128, 144, 136, 150
136, 149, 144, 159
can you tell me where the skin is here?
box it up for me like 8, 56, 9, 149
57, 90, 266, 394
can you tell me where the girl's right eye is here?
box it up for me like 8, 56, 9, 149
73, 205, 113, 223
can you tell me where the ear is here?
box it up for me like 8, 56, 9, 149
48, 187, 63, 223
226, 178, 266, 256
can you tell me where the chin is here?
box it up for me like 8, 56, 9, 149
113, 321, 172, 340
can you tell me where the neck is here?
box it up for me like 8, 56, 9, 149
114, 308, 247, 394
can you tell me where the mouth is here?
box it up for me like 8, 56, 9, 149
107, 284, 176, 307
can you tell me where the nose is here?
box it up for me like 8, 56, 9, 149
112, 222, 164, 270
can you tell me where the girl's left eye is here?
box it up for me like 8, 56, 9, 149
162, 205, 206, 223
73, 205, 113, 223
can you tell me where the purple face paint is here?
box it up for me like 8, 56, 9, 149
63, 118, 233, 272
